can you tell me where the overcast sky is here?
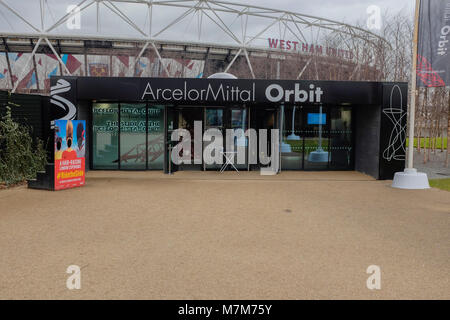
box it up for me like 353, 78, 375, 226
0, 0, 415, 46
246, 0, 414, 23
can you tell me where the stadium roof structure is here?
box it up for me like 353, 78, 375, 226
0, 0, 389, 93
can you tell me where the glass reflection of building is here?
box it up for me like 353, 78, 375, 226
92, 103, 164, 170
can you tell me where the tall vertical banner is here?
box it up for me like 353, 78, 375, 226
417, 0, 450, 87
54, 120, 86, 190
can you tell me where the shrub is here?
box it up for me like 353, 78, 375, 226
0, 105, 47, 186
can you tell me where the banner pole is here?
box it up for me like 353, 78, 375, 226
392, 0, 430, 189
408, 0, 421, 169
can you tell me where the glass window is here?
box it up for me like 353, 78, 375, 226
281, 105, 303, 170
147, 106, 164, 170
120, 104, 147, 169
303, 105, 329, 170
206, 108, 223, 127
330, 107, 353, 170
230, 109, 248, 170
204, 108, 223, 170
92, 103, 119, 169
177, 107, 203, 170
254, 107, 277, 166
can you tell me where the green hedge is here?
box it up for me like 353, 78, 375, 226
0, 105, 47, 186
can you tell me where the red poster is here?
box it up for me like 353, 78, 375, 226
54, 158, 85, 190
54, 120, 86, 190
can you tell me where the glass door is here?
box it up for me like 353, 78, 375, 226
281, 105, 303, 170
165, 106, 178, 173
229, 108, 248, 170
303, 105, 329, 170
329, 107, 353, 170
120, 103, 147, 170
92, 103, 119, 169
251, 106, 278, 171
204, 107, 224, 170
203, 106, 249, 171
177, 107, 203, 171
92, 103, 165, 171
147, 106, 164, 170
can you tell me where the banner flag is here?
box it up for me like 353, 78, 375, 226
54, 120, 86, 190
417, 0, 450, 87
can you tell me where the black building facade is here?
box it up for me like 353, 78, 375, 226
50, 76, 408, 180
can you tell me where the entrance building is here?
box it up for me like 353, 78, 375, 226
50, 77, 408, 179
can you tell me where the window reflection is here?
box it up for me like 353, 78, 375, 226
281, 105, 303, 170
330, 107, 352, 170
231, 109, 248, 169
204, 108, 224, 170
92, 103, 118, 169
281, 105, 353, 170
147, 106, 164, 170
120, 104, 146, 169
304, 106, 329, 170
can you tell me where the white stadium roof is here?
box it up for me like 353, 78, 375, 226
0, 0, 388, 93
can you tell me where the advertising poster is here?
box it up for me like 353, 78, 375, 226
54, 120, 86, 190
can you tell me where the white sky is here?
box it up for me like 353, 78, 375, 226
245, 0, 414, 23
0, 0, 415, 47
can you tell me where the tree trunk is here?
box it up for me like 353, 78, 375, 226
432, 122, 436, 153
424, 132, 428, 163
417, 126, 422, 153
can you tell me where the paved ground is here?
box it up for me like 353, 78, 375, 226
411, 150, 450, 180
0, 171, 449, 300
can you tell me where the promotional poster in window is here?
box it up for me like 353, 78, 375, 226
54, 120, 86, 190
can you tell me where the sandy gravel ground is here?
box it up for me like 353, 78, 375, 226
0, 171, 449, 300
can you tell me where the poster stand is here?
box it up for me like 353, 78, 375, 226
28, 119, 86, 191
54, 120, 86, 190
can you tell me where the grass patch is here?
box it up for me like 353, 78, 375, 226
429, 178, 450, 192
406, 137, 448, 150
